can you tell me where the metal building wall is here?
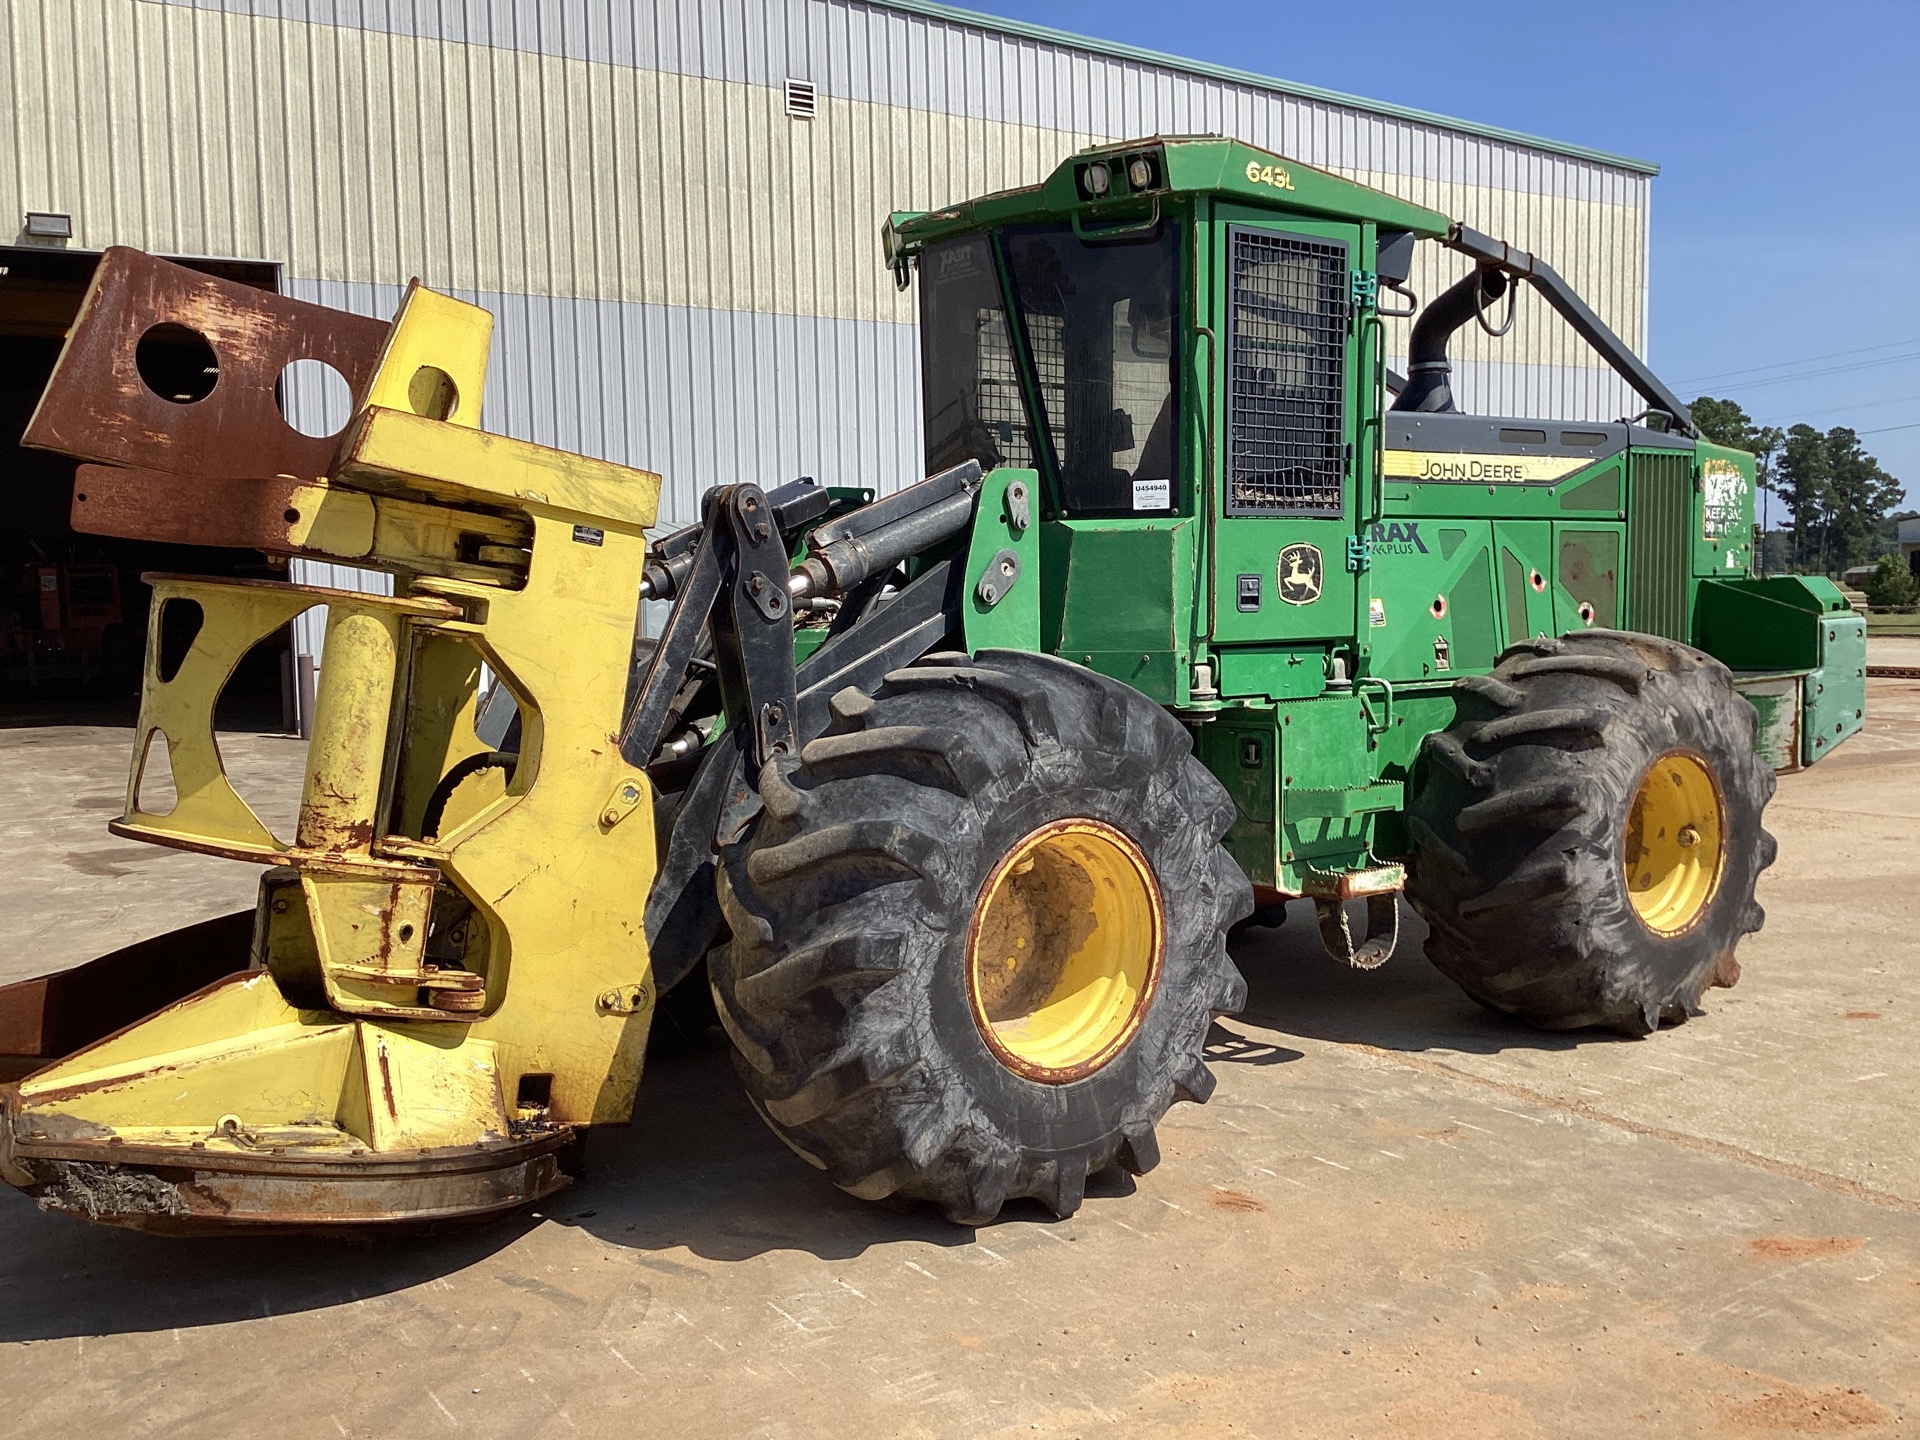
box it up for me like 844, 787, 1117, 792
3, 0, 1657, 665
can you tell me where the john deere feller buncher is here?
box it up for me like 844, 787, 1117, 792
0, 138, 1865, 1231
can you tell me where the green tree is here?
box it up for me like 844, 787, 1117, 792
1824, 428, 1906, 570
1862, 552, 1919, 608
1773, 424, 1906, 573
1777, 424, 1835, 570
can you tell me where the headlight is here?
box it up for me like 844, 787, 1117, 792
1085, 162, 1111, 197
1127, 157, 1153, 189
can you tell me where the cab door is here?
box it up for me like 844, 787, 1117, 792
1206, 211, 1365, 645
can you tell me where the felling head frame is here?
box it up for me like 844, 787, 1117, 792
2, 250, 667, 1227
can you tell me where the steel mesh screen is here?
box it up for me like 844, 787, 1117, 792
972, 308, 1039, 469
1228, 229, 1349, 514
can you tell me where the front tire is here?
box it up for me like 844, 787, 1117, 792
1405, 631, 1777, 1035
712, 651, 1250, 1223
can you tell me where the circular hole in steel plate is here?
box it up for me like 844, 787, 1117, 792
135, 323, 219, 404
278, 357, 354, 438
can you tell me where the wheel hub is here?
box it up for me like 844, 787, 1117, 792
1623, 751, 1726, 935
966, 819, 1164, 1082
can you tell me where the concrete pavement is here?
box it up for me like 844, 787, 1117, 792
0, 658, 1914, 1438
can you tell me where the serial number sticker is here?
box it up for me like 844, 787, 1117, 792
1245, 161, 1296, 192
572, 524, 605, 546
1132, 478, 1171, 510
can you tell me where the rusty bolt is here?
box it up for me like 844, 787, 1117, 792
1677, 825, 1700, 848
753, 521, 770, 543
748, 572, 767, 593
766, 702, 785, 727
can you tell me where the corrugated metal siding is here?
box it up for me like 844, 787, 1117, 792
285, 278, 920, 522
5, 0, 1656, 653
9, 2, 1649, 389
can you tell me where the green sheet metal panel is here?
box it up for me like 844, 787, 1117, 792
1803, 613, 1867, 766
1359, 519, 1495, 681
1555, 525, 1623, 632
1692, 575, 1856, 671
1195, 714, 1278, 887
960, 467, 1043, 655
1557, 463, 1623, 514
1493, 520, 1555, 646
1049, 520, 1184, 702
1215, 646, 1328, 701
1693, 443, 1757, 578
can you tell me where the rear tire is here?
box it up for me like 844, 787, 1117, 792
712, 650, 1250, 1224
1404, 631, 1777, 1035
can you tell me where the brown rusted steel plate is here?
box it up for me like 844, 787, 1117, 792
22, 246, 387, 480
0, 911, 254, 1082
70, 463, 317, 551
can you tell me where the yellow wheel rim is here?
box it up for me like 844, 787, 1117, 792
966, 818, 1164, 1083
1623, 751, 1726, 935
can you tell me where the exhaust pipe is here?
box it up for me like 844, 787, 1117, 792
1392, 266, 1508, 414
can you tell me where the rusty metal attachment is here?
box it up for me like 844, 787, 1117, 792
1303, 863, 1405, 969
1, 251, 665, 1230
23, 246, 388, 480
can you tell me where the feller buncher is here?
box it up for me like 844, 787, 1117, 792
0, 138, 1866, 1232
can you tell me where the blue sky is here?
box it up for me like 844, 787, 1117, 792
961, 0, 1920, 512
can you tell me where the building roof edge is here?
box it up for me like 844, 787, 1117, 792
861, 0, 1663, 177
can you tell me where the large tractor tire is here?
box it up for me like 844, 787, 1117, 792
712, 650, 1250, 1224
1405, 630, 1777, 1036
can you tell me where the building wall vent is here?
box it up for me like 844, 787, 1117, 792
784, 78, 817, 120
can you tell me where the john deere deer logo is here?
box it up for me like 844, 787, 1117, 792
1277, 543, 1323, 605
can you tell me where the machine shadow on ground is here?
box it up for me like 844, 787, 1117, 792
0, 1202, 542, 1343
1229, 898, 1650, 1057
0, 1030, 980, 1343
0, 895, 1648, 1343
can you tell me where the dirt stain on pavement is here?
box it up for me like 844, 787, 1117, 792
1208, 1189, 1265, 1214
1747, 1236, 1865, 1261
1713, 1383, 1895, 1433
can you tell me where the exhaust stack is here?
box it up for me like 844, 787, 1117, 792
1392, 267, 1508, 415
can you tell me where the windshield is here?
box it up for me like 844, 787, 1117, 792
918, 235, 1038, 476
917, 222, 1182, 516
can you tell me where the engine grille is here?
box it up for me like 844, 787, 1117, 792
1626, 452, 1692, 641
